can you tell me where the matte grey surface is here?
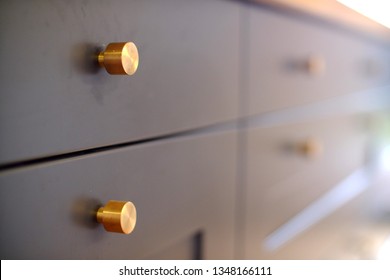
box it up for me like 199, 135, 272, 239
0, 132, 237, 259
0, 0, 240, 165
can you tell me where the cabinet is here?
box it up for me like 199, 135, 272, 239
1, 0, 390, 259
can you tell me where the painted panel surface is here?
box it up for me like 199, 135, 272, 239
0, 0, 240, 164
0, 132, 237, 259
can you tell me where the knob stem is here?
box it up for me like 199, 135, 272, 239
96, 207, 104, 223
97, 53, 105, 67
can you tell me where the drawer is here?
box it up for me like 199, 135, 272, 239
242, 115, 369, 259
0, 0, 240, 165
0, 131, 237, 259
246, 6, 389, 116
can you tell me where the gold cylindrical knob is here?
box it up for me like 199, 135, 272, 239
96, 200, 137, 234
98, 42, 139, 75
304, 55, 326, 76
298, 137, 324, 159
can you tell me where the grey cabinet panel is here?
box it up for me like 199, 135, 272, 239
246, 6, 390, 116
0, 0, 240, 164
0, 132, 237, 259
362, 43, 390, 87
242, 116, 369, 259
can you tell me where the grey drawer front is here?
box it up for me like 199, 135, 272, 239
242, 116, 369, 259
0, 0, 240, 164
0, 132, 237, 259
363, 43, 390, 87
247, 7, 390, 116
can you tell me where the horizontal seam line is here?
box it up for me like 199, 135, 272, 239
0, 117, 242, 172
0, 127, 213, 172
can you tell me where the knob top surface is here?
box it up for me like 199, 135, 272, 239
120, 201, 137, 234
120, 42, 139, 75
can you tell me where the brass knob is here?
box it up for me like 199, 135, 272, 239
304, 55, 326, 76
96, 200, 137, 234
98, 42, 139, 75
298, 137, 324, 159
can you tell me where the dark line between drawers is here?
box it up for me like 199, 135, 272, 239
0, 121, 239, 172
0, 131, 200, 172
3, 85, 386, 173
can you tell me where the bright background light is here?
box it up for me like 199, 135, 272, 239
377, 235, 390, 260
379, 145, 390, 171
337, 0, 390, 29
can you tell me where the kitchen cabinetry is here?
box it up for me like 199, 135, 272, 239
1, 0, 389, 259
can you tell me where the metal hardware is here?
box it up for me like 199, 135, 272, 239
298, 137, 324, 158
98, 42, 139, 75
96, 200, 137, 234
304, 55, 326, 76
